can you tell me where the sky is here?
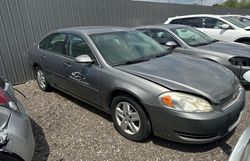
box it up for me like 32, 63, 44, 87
133, 0, 226, 6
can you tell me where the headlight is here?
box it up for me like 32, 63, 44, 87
159, 92, 213, 112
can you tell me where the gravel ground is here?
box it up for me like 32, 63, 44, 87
14, 81, 250, 161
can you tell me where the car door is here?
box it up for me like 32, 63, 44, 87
199, 17, 235, 41
38, 33, 68, 89
62, 33, 102, 106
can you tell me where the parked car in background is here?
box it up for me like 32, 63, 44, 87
227, 14, 250, 26
0, 78, 34, 161
229, 125, 250, 161
164, 14, 250, 45
29, 27, 245, 144
136, 24, 250, 84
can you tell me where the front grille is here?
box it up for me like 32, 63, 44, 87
229, 57, 250, 66
175, 131, 217, 139
220, 88, 239, 111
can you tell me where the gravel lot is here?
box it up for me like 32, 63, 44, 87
14, 81, 250, 161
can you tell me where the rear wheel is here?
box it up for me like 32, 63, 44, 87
111, 95, 151, 141
35, 67, 50, 91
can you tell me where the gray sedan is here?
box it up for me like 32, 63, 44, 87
136, 24, 250, 84
28, 27, 244, 144
0, 78, 34, 161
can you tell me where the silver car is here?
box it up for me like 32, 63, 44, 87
28, 27, 244, 144
0, 78, 34, 161
136, 24, 250, 85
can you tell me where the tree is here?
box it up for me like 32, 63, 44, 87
218, 0, 250, 9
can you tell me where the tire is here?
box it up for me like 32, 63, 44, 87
0, 153, 22, 161
35, 67, 50, 91
111, 95, 151, 141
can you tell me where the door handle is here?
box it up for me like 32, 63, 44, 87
63, 62, 71, 68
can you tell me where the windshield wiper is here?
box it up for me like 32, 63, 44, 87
192, 40, 218, 47
114, 58, 151, 66
151, 50, 171, 59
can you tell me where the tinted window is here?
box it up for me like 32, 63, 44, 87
67, 34, 93, 58
202, 17, 225, 29
150, 29, 177, 45
170, 18, 202, 28
39, 33, 67, 54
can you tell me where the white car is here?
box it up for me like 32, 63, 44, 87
164, 14, 250, 45
227, 14, 250, 26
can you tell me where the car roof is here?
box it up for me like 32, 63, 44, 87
168, 14, 227, 19
54, 26, 131, 35
136, 24, 189, 30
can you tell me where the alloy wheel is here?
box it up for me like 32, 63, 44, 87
37, 69, 46, 89
115, 101, 141, 135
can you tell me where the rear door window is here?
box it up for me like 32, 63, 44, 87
39, 33, 67, 55
170, 18, 202, 28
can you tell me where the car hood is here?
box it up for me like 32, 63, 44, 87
196, 41, 250, 58
116, 54, 239, 104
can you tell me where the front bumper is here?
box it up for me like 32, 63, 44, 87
3, 100, 35, 161
145, 87, 245, 144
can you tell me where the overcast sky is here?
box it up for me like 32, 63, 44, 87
133, 0, 226, 6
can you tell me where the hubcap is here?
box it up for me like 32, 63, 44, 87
115, 102, 141, 135
37, 70, 46, 89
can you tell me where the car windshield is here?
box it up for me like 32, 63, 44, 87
170, 27, 216, 47
90, 30, 168, 66
222, 16, 248, 28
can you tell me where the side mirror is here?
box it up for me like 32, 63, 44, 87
221, 24, 230, 29
165, 41, 178, 48
75, 55, 94, 64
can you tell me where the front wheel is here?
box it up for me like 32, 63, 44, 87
35, 67, 50, 91
111, 95, 151, 141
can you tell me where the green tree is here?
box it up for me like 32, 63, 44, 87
218, 0, 250, 9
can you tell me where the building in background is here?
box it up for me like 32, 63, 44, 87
132, 0, 226, 6
0, 0, 249, 85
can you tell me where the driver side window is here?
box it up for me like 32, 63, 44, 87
202, 17, 227, 29
67, 34, 98, 65
150, 29, 178, 46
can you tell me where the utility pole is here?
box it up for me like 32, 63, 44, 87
200, 0, 203, 5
